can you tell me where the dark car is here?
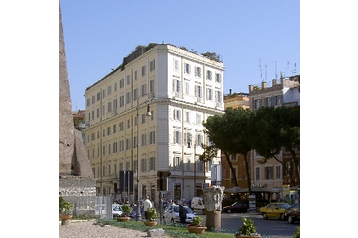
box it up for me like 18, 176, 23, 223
222, 202, 249, 213
284, 203, 300, 224
129, 205, 145, 218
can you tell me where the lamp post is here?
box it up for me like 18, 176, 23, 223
187, 134, 196, 197
135, 93, 153, 221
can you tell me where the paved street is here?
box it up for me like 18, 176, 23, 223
198, 212, 299, 238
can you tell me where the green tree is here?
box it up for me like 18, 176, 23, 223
203, 108, 253, 192
198, 144, 218, 184
250, 106, 300, 185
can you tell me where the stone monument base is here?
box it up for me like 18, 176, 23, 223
59, 175, 97, 218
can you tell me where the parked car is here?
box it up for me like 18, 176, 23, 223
112, 204, 123, 217
259, 202, 290, 220
129, 205, 144, 218
222, 202, 249, 213
284, 203, 300, 224
163, 205, 196, 223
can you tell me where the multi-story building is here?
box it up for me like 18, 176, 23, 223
248, 75, 300, 203
221, 92, 250, 196
83, 43, 224, 204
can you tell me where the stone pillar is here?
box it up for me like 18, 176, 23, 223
202, 186, 225, 231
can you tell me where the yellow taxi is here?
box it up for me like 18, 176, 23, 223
259, 202, 290, 220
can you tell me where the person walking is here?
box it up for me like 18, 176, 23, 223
143, 195, 152, 220
179, 204, 187, 224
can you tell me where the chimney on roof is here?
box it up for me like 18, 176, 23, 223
272, 79, 277, 86
249, 85, 253, 93
262, 81, 267, 89
229, 89, 232, 95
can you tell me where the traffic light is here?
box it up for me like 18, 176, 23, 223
157, 177, 168, 191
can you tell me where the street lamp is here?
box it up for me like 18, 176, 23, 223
135, 93, 153, 221
187, 134, 196, 197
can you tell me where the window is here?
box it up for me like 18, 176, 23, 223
102, 105, 105, 115
96, 108, 99, 118
113, 124, 117, 134
133, 88, 138, 101
107, 102, 112, 113
206, 88, 213, 101
134, 136, 137, 148
113, 142, 117, 153
141, 158, 147, 172
195, 85, 202, 99
126, 75, 130, 85
141, 113, 146, 124
185, 111, 190, 123
97, 92, 101, 101
125, 138, 130, 150
265, 97, 271, 107
215, 73, 221, 83
120, 78, 124, 88
134, 70, 137, 80
102, 89, 106, 98
196, 113, 202, 125
275, 165, 281, 179
141, 133, 147, 146
185, 82, 190, 95
173, 156, 182, 170
141, 84, 147, 96
126, 92, 131, 104
206, 70, 212, 80
108, 144, 111, 154
86, 98, 90, 106
119, 140, 124, 151
174, 59, 179, 71
107, 126, 111, 136
149, 131, 155, 144
195, 67, 201, 77
127, 119, 130, 129
272, 95, 283, 106
173, 109, 181, 121
255, 167, 260, 180
173, 79, 181, 93
142, 65, 146, 76
149, 80, 154, 93
91, 111, 94, 120
173, 130, 181, 144
119, 122, 123, 131
134, 116, 138, 127
196, 133, 203, 146
186, 156, 191, 171
150, 59, 155, 71
107, 86, 112, 95
264, 166, 273, 180
120, 96, 124, 107
113, 99, 117, 111
91, 95, 95, 104
215, 91, 222, 103
184, 63, 191, 74
149, 157, 155, 170
253, 98, 262, 110
114, 82, 117, 91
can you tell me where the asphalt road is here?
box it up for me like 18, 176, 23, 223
198, 212, 299, 238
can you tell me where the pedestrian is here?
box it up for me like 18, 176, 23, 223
143, 195, 152, 220
179, 204, 187, 224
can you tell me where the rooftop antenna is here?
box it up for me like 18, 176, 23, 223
291, 62, 297, 75
264, 64, 267, 82
286, 61, 290, 76
271, 61, 277, 79
259, 58, 263, 81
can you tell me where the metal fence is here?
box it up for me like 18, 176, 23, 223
66, 195, 113, 219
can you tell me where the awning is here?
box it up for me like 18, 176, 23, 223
224, 186, 245, 193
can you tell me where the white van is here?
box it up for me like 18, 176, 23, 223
189, 197, 205, 214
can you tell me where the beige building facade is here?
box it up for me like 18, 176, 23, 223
83, 44, 224, 204
248, 75, 300, 202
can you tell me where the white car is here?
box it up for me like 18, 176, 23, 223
163, 205, 196, 223
112, 204, 123, 217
